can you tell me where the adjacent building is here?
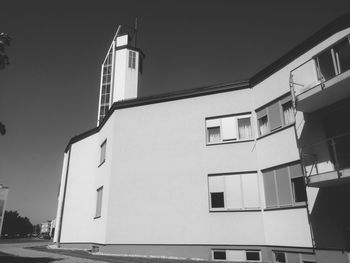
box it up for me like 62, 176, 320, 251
0, 185, 8, 237
54, 14, 350, 263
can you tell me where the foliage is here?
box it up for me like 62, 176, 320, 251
1, 210, 33, 237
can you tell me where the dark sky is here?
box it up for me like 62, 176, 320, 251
1, 0, 350, 224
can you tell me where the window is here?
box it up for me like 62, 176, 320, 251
316, 36, 350, 81
206, 114, 252, 144
128, 50, 136, 69
263, 163, 307, 209
213, 250, 226, 260
282, 101, 294, 125
95, 187, 103, 218
212, 250, 261, 262
99, 140, 107, 166
274, 252, 286, 263
256, 95, 294, 137
208, 173, 260, 211
246, 251, 261, 261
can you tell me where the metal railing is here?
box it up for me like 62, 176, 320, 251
301, 131, 350, 178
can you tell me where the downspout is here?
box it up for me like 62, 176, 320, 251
56, 145, 72, 248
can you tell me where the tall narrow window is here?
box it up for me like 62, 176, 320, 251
317, 50, 336, 81
238, 116, 252, 140
334, 37, 350, 74
95, 187, 103, 218
258, 115, 268, 136
100, 140, 107, 165
128, 50, 136, 69
282, 101, 294, 125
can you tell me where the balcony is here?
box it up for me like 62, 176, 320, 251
290, 36, 350, 112
301, 132, 350, 187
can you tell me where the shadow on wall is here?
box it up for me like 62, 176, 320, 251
310, 184, 350, 251
0, 251, 63, 263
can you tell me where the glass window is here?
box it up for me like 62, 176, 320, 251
268, 102, 282, 131
317, 50, 336, 81
334, 38, 350, 74
258, 115, 268, 136
208, 127, 221, 143
275, 252, 286, 263
282, 101, 294, 125
100, 140, 107, 165
246, 251, 260, 261
292, 177, 307, 203
211, 192, 225, 208
213, 251, 226, 260
238, 117, 252, 140
95, 187, 103, 218
128, 50, 136, 69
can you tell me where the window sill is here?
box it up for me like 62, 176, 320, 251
209, 208, 262, 213
98, 160, 105, 168
263, 202, 307, 211
256, 123, 295, 140
93, 215, 101, 219
207, 138, 255, 146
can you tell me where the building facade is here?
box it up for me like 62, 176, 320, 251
54, 14, 350, 263
0, 185, 9, 237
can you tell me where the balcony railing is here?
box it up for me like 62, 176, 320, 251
290, 35, 350, 98
301, 132, 350, 181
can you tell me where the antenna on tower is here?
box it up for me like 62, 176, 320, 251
134, 17, 138, 48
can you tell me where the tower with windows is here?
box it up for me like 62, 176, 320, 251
97, 25, 144, 125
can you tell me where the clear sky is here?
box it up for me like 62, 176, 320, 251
1, 0, 350, 225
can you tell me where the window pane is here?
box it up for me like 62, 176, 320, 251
275, 252, 286, 263
263, 171, 278, 208
292, 177, 307, 203
213, 251, 226, 260
242, 173, 260, 209
225, 174, 242, 209
208, 127, 221, 143
100, 141, 106, 164
226, 250, 246, 261
282, 101, 294, 125
95, 187, 103, 217
317, 50, 336, 81
258, 116, 268, 136
334, 38, 350, 73
238, 117, 252, 139
246, 251, 260, 261
221, 117, 237, 141
268, 102, 282, 131
211, 192, 225, 208
275, 167, 293, 207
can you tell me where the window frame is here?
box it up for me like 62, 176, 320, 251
262, 162, 307, 210
212, 249, 261, 262
208, 172, 261, 212
99, 139, 107, 167
256, 95, 295, 138
94, 186, 103, 219
206, 113, 253, 145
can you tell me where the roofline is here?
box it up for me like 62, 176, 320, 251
64, 12, 350, 152
64, 80, 249, 152
251, 12, 350, 86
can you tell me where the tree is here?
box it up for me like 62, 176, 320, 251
0, 32, 11, 69
1, 211, 33, 237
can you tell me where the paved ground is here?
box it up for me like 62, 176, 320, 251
0, 238, 212, 263
0, 239, 106, 263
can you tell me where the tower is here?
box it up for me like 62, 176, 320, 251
97, 25, 144, 125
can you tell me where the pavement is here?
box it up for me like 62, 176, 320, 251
0, 239, 106, 263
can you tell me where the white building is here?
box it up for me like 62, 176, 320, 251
0, 185, 9, 236
54, 14, 350, 263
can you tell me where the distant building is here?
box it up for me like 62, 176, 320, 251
0, 185, 8, 237
54, 14, 350, 263
40, 221, 50, 235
